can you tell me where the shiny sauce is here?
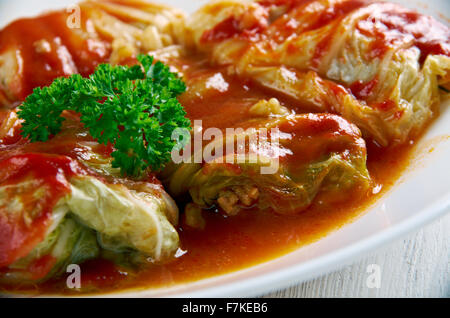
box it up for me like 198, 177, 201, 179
0, 154, 84, 270
0, 11, 110, 103
355, 3, 450, 62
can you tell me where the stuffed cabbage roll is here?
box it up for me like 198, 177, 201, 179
0, 110, 179, 284
0, 0, 185, 107
186, 0, 450, 146
162, 105, 371, 217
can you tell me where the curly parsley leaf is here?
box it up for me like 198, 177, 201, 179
18, 55, 190, 177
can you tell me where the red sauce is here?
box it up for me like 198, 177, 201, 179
310, 0, 372, 68
349, 77, 379, 100
275, 113, 364, 167
0, 10, 110, 103
258, 0, 314, 12
201, 17, 244, 43
0, 153, 85, 267
200, 14, 268, 43
355, 3, 450, 62
372, 99, 396, 112
28, 255, 58, 281
266, 0, 449, 65
309, 0, 370, 33
202, 0, 449, 69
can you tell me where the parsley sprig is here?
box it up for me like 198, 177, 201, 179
18, 55, 191, 177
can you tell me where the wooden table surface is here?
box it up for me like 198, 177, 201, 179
262, 213, 450, 298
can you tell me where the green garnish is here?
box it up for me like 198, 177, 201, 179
18, 55, 191, 177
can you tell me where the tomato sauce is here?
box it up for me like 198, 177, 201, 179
355, 3, 450, 62
0, 10, 110, 103
200, 0, 449, 68
349, 77, 379, 100
0, 153, 85, 268
200, 10, 269, 43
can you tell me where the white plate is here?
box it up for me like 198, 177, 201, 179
0, 0, 449, 298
